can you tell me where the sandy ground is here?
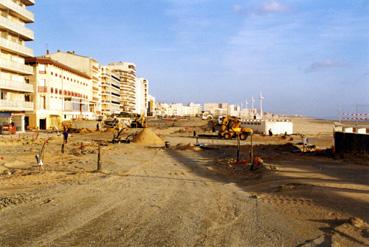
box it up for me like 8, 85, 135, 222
0, 117, 368, 246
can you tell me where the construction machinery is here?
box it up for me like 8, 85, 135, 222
103, 112, 132, 129
218, 116, 253, 140
131, 114, 146, 128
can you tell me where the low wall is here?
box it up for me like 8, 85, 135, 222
334, 132, 369, 156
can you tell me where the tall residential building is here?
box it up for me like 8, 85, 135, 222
135, 77, 148, 116
108, 62, 136, 113
100, 66, 120, 115
25, 57, 93, 129
45, 51, 102, 116
147, 95, 155, 116
0, 0, 35, 131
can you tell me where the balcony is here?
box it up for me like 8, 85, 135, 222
0, 15, 34, 40
0, 0, 34, 23
0, 59, 33, 75
0, 99, 33, 111
21, 0, 34, 6
0, 36, 33, 57
0, 78, 33, 92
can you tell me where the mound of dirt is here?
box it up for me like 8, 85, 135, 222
132, 128, 165, 146
175, 143, 202, 151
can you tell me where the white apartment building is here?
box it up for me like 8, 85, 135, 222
100, 66, 120, 116
135, 77, 148, 116
0, 0, 35, 131
156, 102, 201, 117
203, 103, 229, 116
45, 51, 102, 116
108, 62, 137, 113
147, 94, 155, 116
203, 103, 241, 117
25, 57, 93, 129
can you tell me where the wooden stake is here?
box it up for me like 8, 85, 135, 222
236, 134, 240, 162
97, 142, 101, 171
250, 134, 254, 170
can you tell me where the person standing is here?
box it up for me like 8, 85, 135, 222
63, 128, 69, 144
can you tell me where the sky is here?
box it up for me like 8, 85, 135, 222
29, 0, 369, 118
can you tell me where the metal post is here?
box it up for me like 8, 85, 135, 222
97, 142, 101, 171
236, 134, 240, 162
250, 134, 254, 170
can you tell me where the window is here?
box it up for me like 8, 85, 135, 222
40, 96, 46, 109
39, 79, 46, 86
39, 64, 46, 74
0, 91, 6, 100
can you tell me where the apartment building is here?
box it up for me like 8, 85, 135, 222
147, 94, 155, 116
135, 77, 148, 116
0, 0, 35, 131
100, 66, 120, 115
108, 62, 137, 113
155, 102, 201, 117
25, 57, 93, 129
45, 51, 102, 116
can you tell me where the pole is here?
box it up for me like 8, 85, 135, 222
97, 142, 101, 171
250, 134, 254, 170
236, 134, 240, 162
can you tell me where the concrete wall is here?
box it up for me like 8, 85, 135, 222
242, 120, 293, 135
334, 132, 369, 156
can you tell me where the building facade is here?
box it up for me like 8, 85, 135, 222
155, 102, 201, 117
45, 51, 102, 116
108, 62, 137, 113
135, 77, 148, 115
147, 94, 155, 116
0, 0, 35, 131
25, 57, 93, 129
100, 66, 120, 116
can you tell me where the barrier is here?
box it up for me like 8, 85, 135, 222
334, 131, 369, 156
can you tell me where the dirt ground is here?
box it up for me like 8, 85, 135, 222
0, 117, 368, 247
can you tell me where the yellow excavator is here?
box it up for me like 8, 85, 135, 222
218, 116, 253, 140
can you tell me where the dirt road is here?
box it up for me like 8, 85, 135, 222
0, 143, 321, 247
1, 124, 369, 246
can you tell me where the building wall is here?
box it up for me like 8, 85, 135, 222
108, 62, 137, 113
156, 102, 201, 117
147, 95, 155, 116
335, 131, 369, 156
0, 0, 35, 131
46, 51, 102, 116
25, 57, 93, 129
135, 78, 148, 115
241, 120, 293, 135
100, 66, 120, 115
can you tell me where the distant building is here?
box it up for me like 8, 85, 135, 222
45, 51, 102, 116
147, 95, 156, 116
25, 57, 93, 129
100, 66, 120, 115
0, 0, 35, 131
108, 62, 137, 113
135, 78, 148, 115
156, 102, 201, 117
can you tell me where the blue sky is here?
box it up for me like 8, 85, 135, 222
30, 0, 369, 117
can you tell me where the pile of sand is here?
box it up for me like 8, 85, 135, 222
132, 128, 164, 146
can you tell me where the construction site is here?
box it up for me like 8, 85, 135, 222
0, 116, 368, 246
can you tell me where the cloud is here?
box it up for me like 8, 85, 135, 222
233, 1, 289, 16
306, 59, 347, 73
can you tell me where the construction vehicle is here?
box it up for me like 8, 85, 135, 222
103, 112, 132, 129
131, 114, 146, 128
202, 111, 213, 120
218, 116, 253, 140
